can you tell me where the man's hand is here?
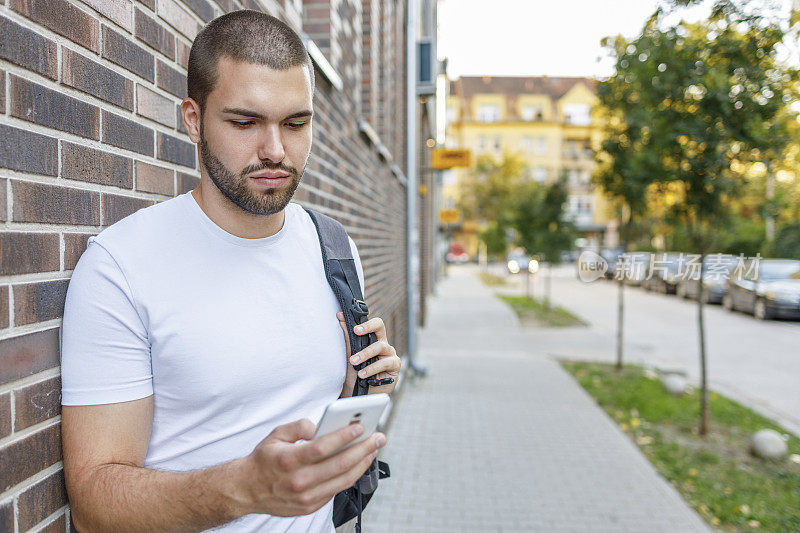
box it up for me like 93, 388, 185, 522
337, 312, 401, 396
240, 418, 386, 517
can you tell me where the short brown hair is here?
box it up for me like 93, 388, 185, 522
187, 10, 315, 112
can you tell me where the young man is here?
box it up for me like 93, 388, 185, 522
60, 11, 400, 532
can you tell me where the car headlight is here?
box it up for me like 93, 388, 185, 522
528, 259, 539, 273
508, 260, 520, 274
765, 290, 799, 302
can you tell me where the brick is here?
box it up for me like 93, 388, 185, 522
135, 7, 175, 59
10, 75, 100, 140
177, 171, 199, 194
0, 233, 60, 275
13, 279, 69, 326
182, 0, 215, 22
136, 84, 175, 127
0, 16, 58, 79
0, 499, 12, 533
136, 161, 174, 195
15, 376, 62, 432
0, 423, 61, 492
176, 39, 190, 69
102, 25, 155, 82
102, 193, 154, 225
0, 124, 58, 176
62, 49, 134, 110
216, 0, 236, 13
80, 0, 133, 32
0, 286, 9, 330
157, 132, 195, 167
140, 0, 155, 10
62, 141, 134, 188
0, 328, 60, 387
38, 514, 67, 533
12, 0, 100, 53
0, 394, 10, 438
0, 69, 5, 113
156, 59, 187, 98
176, 104, 187, 133
64, 233, 94, 270
18, 469, 67, 531
12, 181, 101, 226
0, 178, 5, 221
102, 110, 155, 156
158, 0, 199, 40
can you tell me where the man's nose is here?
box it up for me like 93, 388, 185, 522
257, 124, 286, 163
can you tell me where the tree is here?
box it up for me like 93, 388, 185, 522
458, 152, 528, 259
597, 0, 798, 435
513, 179, 576, 306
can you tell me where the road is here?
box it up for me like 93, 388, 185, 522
482, 263, 800, 437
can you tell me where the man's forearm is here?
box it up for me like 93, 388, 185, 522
70, 457, 252, 532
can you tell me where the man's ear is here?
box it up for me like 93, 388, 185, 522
181, 98, 202, 143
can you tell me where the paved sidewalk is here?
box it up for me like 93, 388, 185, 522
362, 265, 710, 532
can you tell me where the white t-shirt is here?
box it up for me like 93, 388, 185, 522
61, 192, 364, 532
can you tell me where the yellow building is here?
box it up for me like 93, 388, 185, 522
442, 76, 613, 257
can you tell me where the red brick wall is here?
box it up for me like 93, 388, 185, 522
0, 0, 409, 530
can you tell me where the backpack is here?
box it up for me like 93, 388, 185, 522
305, 209, 392, 532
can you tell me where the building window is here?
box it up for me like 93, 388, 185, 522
564, 103, 591, 125
478, 105, 499, 123
535, 136, 547, 155
534, 167, 547, 182
493, 136, 501, 151
521, 105, 543, 121
520, 136, 532, 152
477, 135, 487, 151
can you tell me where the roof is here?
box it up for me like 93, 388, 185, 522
450, 76, 596, 100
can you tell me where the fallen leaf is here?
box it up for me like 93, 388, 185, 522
688, 468, 699, 477
748, 520, 761, 528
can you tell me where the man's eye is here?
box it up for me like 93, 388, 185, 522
232, 121, 253, 128
286, 122, 307, 129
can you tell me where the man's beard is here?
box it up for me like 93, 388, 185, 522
198, 131, 303, 216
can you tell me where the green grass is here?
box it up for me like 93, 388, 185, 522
477, 272, 507, 286
499, 295, 587, 327
560, 361, 800, 532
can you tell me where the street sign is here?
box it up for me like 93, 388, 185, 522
432, 149, 471, 170
439, 209, 460, 224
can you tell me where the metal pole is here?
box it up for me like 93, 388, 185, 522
405, 0, 426, 376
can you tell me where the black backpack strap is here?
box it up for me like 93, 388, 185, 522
304, 209, 394, 396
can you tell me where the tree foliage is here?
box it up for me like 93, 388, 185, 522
596, 0, 799, 252
513, 179, 576, 264
457, 152, 527, 257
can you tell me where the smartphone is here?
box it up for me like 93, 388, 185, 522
313, 394, 390, 456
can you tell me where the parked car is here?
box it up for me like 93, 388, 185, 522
601, 247, 625, 279
445, 243, 470, 264
676, 254, 737, 304
507, 252, 533, 274
642, 252, 683, 293
723, 259, 800, 320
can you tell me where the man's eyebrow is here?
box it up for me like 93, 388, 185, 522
221, 108, 313, 120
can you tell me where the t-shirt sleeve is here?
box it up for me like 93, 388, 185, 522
348, 236, 365, 296
61, 239, 153, 406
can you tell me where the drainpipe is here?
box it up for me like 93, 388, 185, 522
406, 0, 426, 377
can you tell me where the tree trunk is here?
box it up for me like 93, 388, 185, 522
698, 251, 709, 436
545, 262, 552, 309
616, 275, 624, 372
